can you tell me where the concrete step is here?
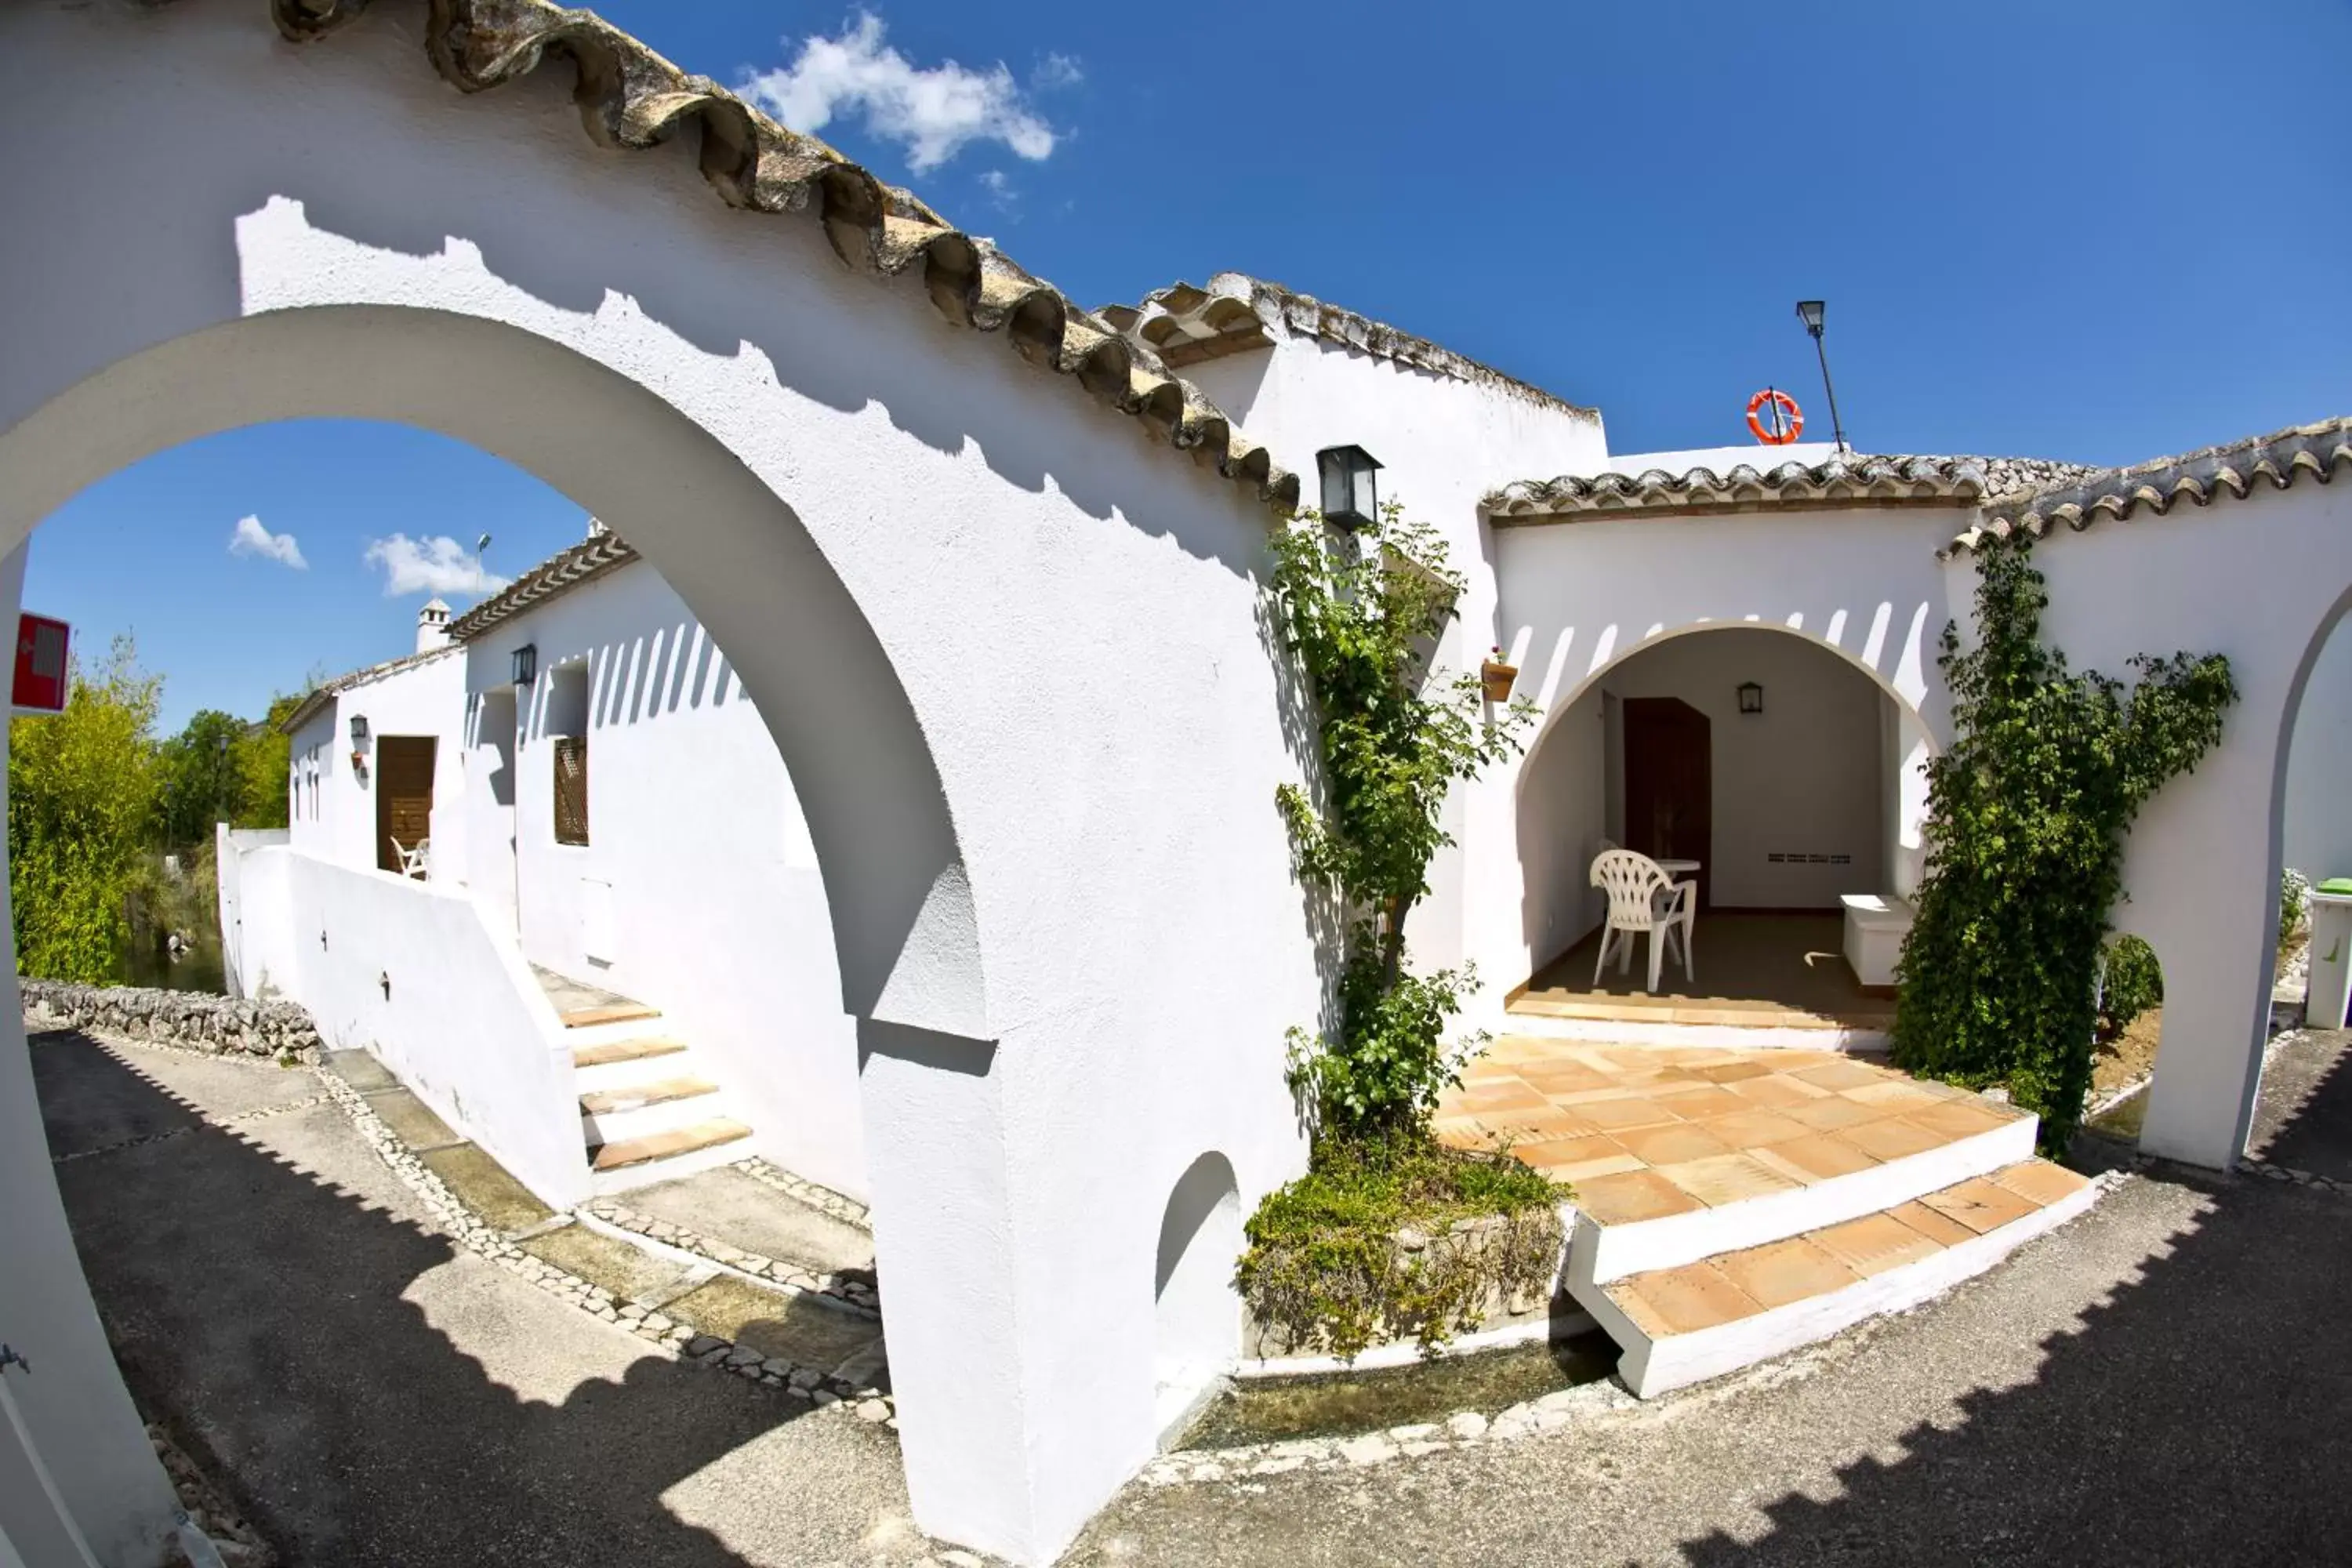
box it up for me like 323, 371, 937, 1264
1577, 1158, 2100, 1398
1566, 1093, 2039, 1288
588, 1116, 753, 1195
579, 1075, 724, 1145
571, 1036, 692, 1094
559, 1000, 662, 1030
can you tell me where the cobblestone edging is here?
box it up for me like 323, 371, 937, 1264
734, 1156, 872, 1230
1139, 1379, 1639, 1486
2238, 1157, 2352, 1196
304, 1065, 898, 1425
148, 1422, 275, 1567
580, 1195, 880, 1316
21, 980, 320, 1059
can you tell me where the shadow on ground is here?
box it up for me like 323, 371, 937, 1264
32, 1033, 844, 1567
1678, 1030, 2352, 1566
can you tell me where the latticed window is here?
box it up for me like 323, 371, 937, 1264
554, 735, 589, 846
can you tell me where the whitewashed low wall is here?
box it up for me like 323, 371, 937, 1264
228, 842, 589, 1208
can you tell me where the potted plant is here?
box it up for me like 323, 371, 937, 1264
1479, 646, 1519, 703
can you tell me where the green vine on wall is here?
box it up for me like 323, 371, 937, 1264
1893, 539, 2236, 1149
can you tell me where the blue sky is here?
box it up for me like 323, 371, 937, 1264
31, 0, 2350, 732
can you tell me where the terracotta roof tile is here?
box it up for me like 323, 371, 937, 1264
446, 528, 637, 641
1102, 273, 1599, 419
1944, 416, 2352, 557
1484, 453, 2099, 523
240, 0, 1296, 514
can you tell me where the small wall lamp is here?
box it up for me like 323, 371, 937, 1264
348, 714, 368, 744
512, 644, 537, 686
1316, 445, 1383, 531
1737, 681, 1765, 715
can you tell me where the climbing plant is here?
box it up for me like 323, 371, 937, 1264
1893, 539, 2235, 1149
1266, 503, 1537, 1137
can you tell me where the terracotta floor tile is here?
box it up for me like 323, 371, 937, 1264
1838, 1116, 1952, 1162
1613, 1121, 1737, 1167
1724, 1075, 1830, 1107
1752, 1130, 1882, 1182
1698, 1060, 1775, 1083
1989, 1160, 2092, 1207
1811, 1211, 1945, 1276
1712, 1236, 1861, 1308
1653, 1151, 1802, 1207
1648, 1077, 1731, 1101
1549, 1085, 1644, 1106
1887, 1200, 1976, 1247
1613, 1262, 1762, 1334
1483, 1036, 1561, 1062
1457, 1083, 1552, 1113
1905, 1098, 2020, 1139
1514, 1134, 1643, 1181
1841, 1080, 1946, 1109
1576, 1096, 1685, 1132
1782, 1095, 1890, 1131
1918, 1177, 2039, 1235
1791, 1060, 1889, 1091
1650, 1085, 1748, 1117
1573, 1168, 1706, 1225
1485, 1106, 1606, 1141
1695, 1107, 1816, 1150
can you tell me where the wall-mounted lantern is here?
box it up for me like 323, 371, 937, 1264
1737, 681, 1765, 715
1316, 445, 1383, 531
512, 644, 538, 687
348, 713, 368, 745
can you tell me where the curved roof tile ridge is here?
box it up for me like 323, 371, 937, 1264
447, 528, 639, 641
1944, 416, 2352, 557
1484, 452, 2100, 520
246, 0, 1297, 514
1101, 272, 1599, 420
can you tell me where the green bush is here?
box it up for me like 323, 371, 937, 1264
1893, 540, 2234, 1151
2281, 867, 2310, 945
1236, 1133, 1563, 1360
2100, 935, 2164, 1036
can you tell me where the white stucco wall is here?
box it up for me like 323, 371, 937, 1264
470, 557, 868, 1200
2282, 612, 2352, 883
1473, 505, 1955, 1011
283, 652, 470, 883
0, 7, 1330, 1558
1180, 332, 1610, 973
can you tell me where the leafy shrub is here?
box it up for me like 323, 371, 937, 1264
2100, 935, 2164, 1036
1893, 540, 2234, 1151
2281, 867, 2310, 945
1236, 1133, 1563, 1360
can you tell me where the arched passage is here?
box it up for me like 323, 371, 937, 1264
1508, 622, 1939, 1025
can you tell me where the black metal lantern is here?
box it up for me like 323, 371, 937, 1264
1737, 681, 1765, 715
1316, 445, 1383, 530
348, 713, 368, 744
1795, 299, 1825, 335
512, 644, 537, 686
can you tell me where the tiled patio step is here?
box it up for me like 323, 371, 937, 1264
561, 1000, 662, 1029
1581, 1159, 2100, 1398
1567, 1102, 2038, 1287
590, 1116, 752, 1174
579, 1075, 724, 1145
571, 1036, 691, 1087
579, 1076, 718, 1116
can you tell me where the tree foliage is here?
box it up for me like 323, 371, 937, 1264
1893, 541, 2234, 1149
1268, 503, 1536, 1137
9, 637, 162, 982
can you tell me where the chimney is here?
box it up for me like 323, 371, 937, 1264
416, 597, 452, 654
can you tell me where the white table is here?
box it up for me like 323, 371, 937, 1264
1656, 858, 1700, 879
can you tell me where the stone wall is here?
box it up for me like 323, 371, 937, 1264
21, 982, 320, 1059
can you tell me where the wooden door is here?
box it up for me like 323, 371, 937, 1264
1622, 698, 1711, 909
376, 736, 436, 874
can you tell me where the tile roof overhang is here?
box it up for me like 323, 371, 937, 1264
446, 529, 638, 641
1483, 454, 2100, 525
1943, 417, 2352, 557
280, 644, 462, 735
1100, 273, 1599, 420
232, 0, 1297, 514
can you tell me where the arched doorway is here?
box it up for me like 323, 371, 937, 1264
1508, 622, 1938, 1041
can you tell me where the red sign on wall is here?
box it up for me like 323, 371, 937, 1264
13, 613, 70, 713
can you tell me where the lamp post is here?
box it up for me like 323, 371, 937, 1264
1794, 299, 1849, 455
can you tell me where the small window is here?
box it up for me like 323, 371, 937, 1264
554, 735, 589, 846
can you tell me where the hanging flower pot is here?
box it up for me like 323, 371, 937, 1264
1479, 648, 1519, 703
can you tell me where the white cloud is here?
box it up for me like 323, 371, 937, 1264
228, 514, 307, 570
978, 168, 1016, 212
740, 13, 1069, 172
1032, 53, 1083, 91
362, 534, 510, 597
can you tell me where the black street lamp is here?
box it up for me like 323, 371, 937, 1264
1794, 299, 1849, 456
1316, 445, 1383, 531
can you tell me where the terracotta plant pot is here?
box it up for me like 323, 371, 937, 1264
1479, 655, 1519, 703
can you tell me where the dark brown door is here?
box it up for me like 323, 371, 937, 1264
376, 736, 436, 873
1622, 698, 1712, 909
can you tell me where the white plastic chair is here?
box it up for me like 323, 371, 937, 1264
390, 836, 431, 880
1589, 848, 1695, 993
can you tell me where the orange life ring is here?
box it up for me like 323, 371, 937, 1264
1746, 388, 1804, 445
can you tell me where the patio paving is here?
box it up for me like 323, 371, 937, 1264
1437, 1036, 2030, 1221
1513, 912, 1893, 1029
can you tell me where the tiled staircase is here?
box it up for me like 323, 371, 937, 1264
554, 991, 752, 1196
1440, 1038, 2103, 1398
